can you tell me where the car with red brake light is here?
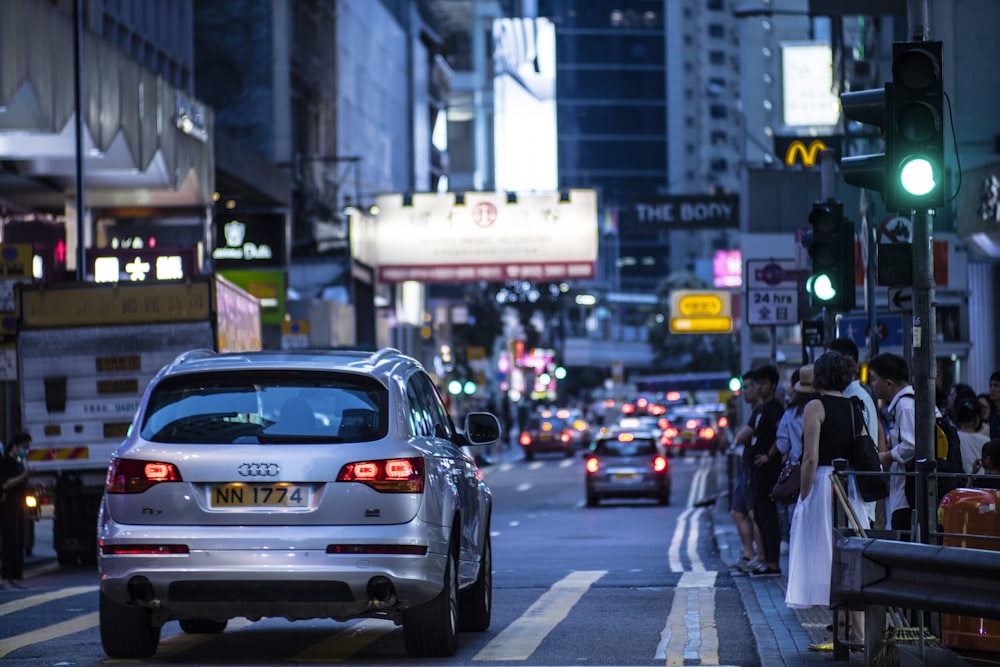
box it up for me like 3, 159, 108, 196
584, 428, 670, 506
97, 348, 500, 660
661, 404, 728, 456
518, 414, 575, 459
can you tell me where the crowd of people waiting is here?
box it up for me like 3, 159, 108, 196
728, 343, 1000, 647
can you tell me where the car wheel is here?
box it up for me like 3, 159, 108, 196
99, 592, 161, 658
403, 541, 459, 657
658, 491, 671, 506
564, 448, 575, 458
524, 450, 534, 461
586, 492, 599, 507
180, 618, 228, 634
458, 530, 491, 631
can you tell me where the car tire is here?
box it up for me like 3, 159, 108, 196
180, 618, 228, 634
99, 592, 161, 658
564, 448, 574, 459
658, 491, 671, 506
586, 492, 599, 507
403, 541, 459, 657
458, 530, 491, 632
524, 451, 534, 461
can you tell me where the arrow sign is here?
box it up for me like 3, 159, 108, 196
889, 287, 913, 312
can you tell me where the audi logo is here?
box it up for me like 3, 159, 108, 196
237, 463, 280, 477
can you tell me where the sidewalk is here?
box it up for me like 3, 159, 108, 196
709, 454, 865, 666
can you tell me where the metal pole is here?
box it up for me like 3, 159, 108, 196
906, 0, 937, 544
820, 150, 838, 344
73, 0, 86, 281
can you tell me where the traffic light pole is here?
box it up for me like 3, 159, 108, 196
911, 210, 938, 541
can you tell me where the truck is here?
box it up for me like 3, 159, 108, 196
17, 275, 261, 564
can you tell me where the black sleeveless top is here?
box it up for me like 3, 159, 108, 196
817, 395, 856, 466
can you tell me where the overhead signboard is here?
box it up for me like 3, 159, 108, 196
628, 194, 739, 232
357, 190, 597, 284
669, 290, 733, 334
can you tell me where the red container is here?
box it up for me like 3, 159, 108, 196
939, 488, 1000, 653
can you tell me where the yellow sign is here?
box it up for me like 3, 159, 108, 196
670, 290, 733, 334
784, 139, 828, 167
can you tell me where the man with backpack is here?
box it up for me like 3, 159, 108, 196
869, 353, 917, 531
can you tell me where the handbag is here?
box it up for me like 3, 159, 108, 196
769, 459, 801, 503
850, 399, 889, 502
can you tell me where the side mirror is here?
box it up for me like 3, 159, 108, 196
464, 412, 502, 446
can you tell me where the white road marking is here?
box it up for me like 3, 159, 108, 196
472, 570, 606, 661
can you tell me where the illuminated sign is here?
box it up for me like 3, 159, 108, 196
781, 42, 840, 127
212, 214, 285, 268
773, 135, 840, 168
86, 248, 197, 283
669, 290, 733, 334
629, 194, 739, 231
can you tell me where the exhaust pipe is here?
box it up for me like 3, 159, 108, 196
367, 576, 397, 608
127, 576, 155, 603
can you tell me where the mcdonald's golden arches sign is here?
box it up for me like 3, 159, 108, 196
773, 135, 841, 168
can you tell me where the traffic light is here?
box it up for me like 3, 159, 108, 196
806, 201, 855, 311
888, 41, 944, 211
840, 86, 888, 197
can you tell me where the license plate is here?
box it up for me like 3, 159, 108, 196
210, 483, 309, 508
613, 472, 638, 481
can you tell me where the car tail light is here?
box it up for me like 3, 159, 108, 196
718, 416, 729, 429
337, 457, 424, 493
101, 543, 190, 555
621, 403, 635, 414
560, 430, 573, 443
685, 419, 698, 430
636, 398, 648, 409
106, 458, 183, 494
604, 399, 615, 408
660, 434, 672, 446
519, 432, 532, 446
698, 427, 716, 439
666, 391, 681, 401
664, 426, 679, 439
326, 544, 428, 555
657, 418, 670, 431
585, 457, 600, 474
652, 456, 669, 473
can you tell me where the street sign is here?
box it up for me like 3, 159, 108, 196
888, 287, 913, 312
746, 259, 807, 289
837, 314, 905, 350
669, 290, 733, 334
746, 289, 798, 326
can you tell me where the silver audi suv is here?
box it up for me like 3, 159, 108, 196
97, 348, 500, 659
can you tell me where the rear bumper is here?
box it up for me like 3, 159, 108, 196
98, 520, 449, 622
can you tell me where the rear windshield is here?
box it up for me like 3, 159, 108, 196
596, 437, 658, 456
525, 417, 568, 431
139, 370, 387, 444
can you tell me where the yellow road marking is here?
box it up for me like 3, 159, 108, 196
291, 619, 395, 662
0, 586, 98, 617
473, 570, 605, 661
0, 612, 98, 658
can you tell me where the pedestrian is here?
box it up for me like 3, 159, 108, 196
988, 371, 1000, 438
955, 398, 990, 475
943, 382, 977, 429
786, 352, 870, 611
746, 364, 785, 577
977, 393, 994, 436
773, 365, 816, 547
969, 438, 1000, 488
1, 432, 33, 589
869, 353, 917, 532
729, 369, 762, 572
827, 337, 883, 525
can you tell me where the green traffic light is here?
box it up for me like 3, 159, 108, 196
899, 156, 936, 196
807, 273, 837, 302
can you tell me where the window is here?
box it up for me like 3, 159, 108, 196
709, 104, 728, 119
709, 51, 726, 66
708, 24, 725, 39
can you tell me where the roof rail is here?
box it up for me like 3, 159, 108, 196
170, 348, 216, 368
369, 347, 403, 365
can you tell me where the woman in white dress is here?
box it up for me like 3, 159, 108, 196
786, 351, 870, 609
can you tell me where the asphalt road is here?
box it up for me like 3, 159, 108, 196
1, 448, 760, 666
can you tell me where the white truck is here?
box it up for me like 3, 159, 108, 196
17, 275, 261, 564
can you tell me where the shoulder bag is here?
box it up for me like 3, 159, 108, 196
769, 458, 801, 504
850, 399, 889, 502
